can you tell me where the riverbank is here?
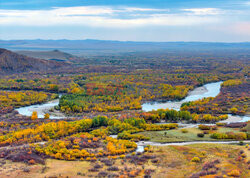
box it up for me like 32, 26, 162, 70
12, 80, 250, 123
15, 98, 66, 119
142, 81, 223, 112
187, 85, 208, 96
13, 82, 211, 118
222, 114, 250, 123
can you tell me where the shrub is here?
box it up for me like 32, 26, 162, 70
197, 133, 204, 137
230, 107, 238, 114
210, 132, 227, 139
141, 112, 161, 123
210, 132, 247, 140
86, 157, 91, 161
120, 155, 125, 159
151, 159, 159, 163
203, 131, 209, 134
44, 113, 50, 119
216, 122, 226, 126
227, 169, 240, 177
107, 166, 119, 171
94, 164, 103, 169
31, 111, 38, 120
201, 151, 207, 156
241, 153, 246, 158
218, 115, 228, 121
28, 159, 36, 164
98, 171, 108, 177
198, 125, 211, 130
211, 126, 218, 130
235, 133, 247, 140
101, 159, 113, 166
92, 116, 108, 127
117, 131, 150, 141
88, 168, 99, 172
181, 129, 188, 133
144, 123, 178, 131
222, 79, 242, 87
191, 157, 200, 162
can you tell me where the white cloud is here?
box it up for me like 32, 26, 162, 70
0, 6, 220, 27
122, 7, 168, 12
51, 6, 115, 15
182, 8, 223, 15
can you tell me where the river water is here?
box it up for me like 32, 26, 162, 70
16, 96, 63, 119
142, 81, 249, 123
11, 82, 249, 151
14, 81, 249, 122
142, 81, 222, 111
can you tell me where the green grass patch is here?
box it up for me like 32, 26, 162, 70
134, 127, 241, 143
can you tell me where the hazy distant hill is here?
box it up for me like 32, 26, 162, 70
0, 48, 69, 74
16, 49, 78, 61
1, 40, 250, 56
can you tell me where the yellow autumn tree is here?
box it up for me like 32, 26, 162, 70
44, 113, 50, 119
31, 111, 38, 120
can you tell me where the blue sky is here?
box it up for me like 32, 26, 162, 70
0, 0, 250, 41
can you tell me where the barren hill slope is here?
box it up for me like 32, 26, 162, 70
0, 48, 69, 74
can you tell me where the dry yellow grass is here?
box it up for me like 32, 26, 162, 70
0, 143, 249, 178
150, 144, 250, 178
0, 159, 91, 178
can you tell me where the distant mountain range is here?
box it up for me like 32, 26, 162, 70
16, 49, 78, 61
0, 48, 69, 74
1, 39, 250, 56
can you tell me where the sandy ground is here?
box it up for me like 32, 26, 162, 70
187, 86, 208, 96
221, 115, 243, 123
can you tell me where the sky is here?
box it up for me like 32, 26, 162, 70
0, 0, 250, 42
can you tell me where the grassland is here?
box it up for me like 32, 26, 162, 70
151, 143, 250, 178
135, 127, 241, 143
0, 143, 249, 178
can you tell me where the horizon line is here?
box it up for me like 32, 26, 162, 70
0, 39, 250, 43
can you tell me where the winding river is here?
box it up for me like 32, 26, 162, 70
15, 82, 221, 119
142, 82, 222, 112
142, 81, 249, 123
15, 81, 249, 122
10, 82, 250, 152
16, 95, 64, 119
